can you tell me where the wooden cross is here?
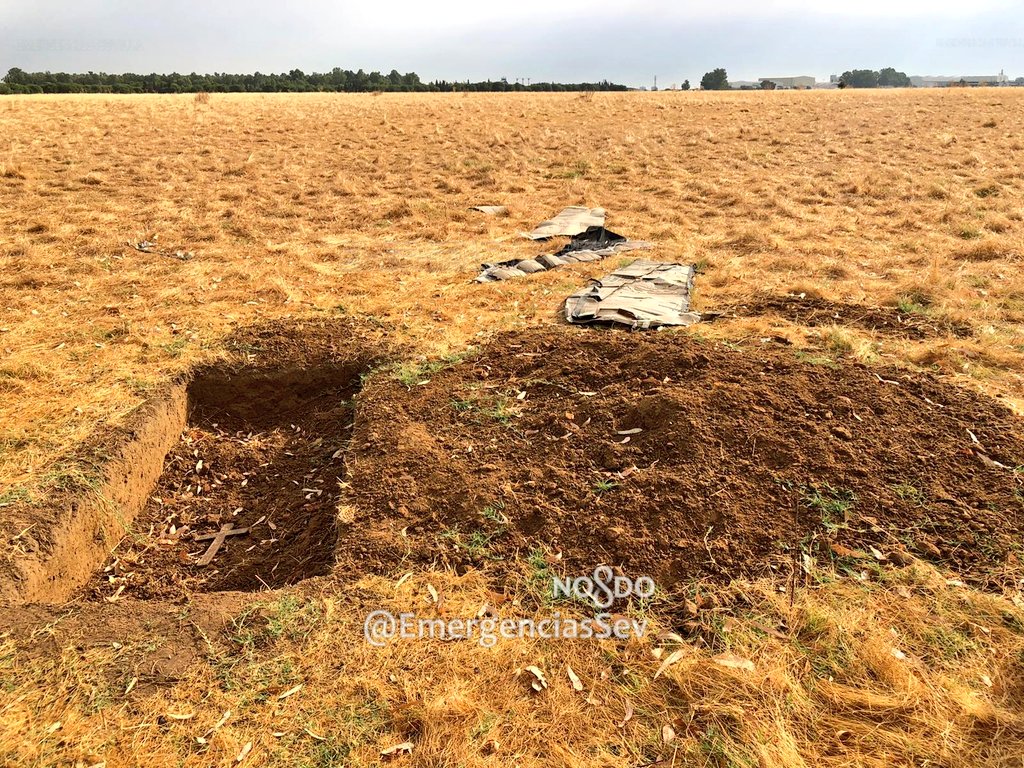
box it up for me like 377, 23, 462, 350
194, 523, 250, 566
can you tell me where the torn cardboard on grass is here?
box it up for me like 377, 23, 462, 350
521, 206, 606, 240
475, 226, 651, 283
565, 259, 701, 329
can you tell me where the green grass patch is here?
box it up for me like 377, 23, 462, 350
803, 484, 856, 531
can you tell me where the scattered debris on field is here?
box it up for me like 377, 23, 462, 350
521, 205, 606, 239
476, 226, 650, 283
565, 259, 700, 329
127, 239, 194, 261
470, 205, 508, 216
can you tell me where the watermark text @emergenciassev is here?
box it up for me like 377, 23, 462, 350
363, 565, 655, 648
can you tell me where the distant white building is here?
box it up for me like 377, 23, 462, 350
759, 76, 815, 90
911, 71, 1009, 87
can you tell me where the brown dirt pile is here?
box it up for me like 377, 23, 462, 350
340, 327, 1023, 590
727, 294, 973, 339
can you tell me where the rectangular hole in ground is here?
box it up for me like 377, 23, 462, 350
88, 363, 366, 599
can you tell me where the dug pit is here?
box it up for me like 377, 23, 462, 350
76, 320, 391, 603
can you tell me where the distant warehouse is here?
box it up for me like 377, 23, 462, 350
759, 76, 815, 90
910, 72, 1009, 87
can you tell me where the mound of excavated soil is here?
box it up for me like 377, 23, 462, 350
339, 328, 1024, 590
727, 294, 973, 339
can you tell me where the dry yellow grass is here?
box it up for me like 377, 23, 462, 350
2, 90, 1024, 767
3, 561, 1024, 767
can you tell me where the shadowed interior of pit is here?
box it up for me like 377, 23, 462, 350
88, 364, 364, 599
83, 318, 394, 601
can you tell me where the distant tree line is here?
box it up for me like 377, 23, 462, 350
839, 68, 911, 88
0, 67, 628, 94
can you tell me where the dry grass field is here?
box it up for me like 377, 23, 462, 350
2, 90, 1024, 767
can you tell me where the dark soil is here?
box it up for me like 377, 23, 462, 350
338, 327, 1023, 591
86, 319, 391, 601
727, 294, 973, 339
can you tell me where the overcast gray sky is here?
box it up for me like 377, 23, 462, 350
1, 0, 1021, 87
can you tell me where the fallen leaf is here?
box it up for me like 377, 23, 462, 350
889, 550, 914, 566
713, 653, 755, 673
426, 583, 439, 603
974, 450, 1007, 470
654, 648, 685, 679
662, 724, 676, 744
566, 665, 584, 692
235, 741, 253, 763
981, 674, 993, 687
104, 584, 126, 603
525, 665, 548, 692
278, 684, 303, 700
395, 572, 413, 589
381, 741, 414, 759
166, 713, 195, 721
750, 621, 788, 640
829, 542, 862, 559
209, 710, 231, 733
616, 702, 634, 728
